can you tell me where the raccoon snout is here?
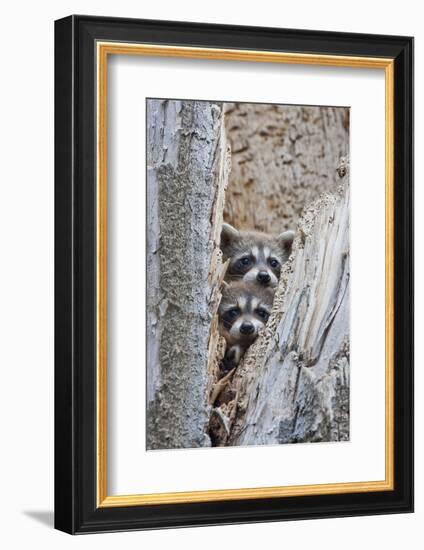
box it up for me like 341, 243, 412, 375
240, 321, 255, 335
257, 271, 271, 284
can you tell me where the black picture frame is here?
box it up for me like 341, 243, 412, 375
55, 14, 414, 534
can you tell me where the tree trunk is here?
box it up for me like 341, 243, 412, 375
223, 165, 350, 446
146, 99, 230, 450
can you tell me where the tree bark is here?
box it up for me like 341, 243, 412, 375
224, 103, 349, 232
146, 99, 230, 450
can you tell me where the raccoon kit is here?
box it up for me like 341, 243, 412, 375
218, 223, 294, 371
220, 222, 295, 288
218, 281, 274, 372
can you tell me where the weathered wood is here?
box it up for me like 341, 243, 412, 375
224, 103, 349, 233
227, 171, 350, 446
146, 99, 229, 449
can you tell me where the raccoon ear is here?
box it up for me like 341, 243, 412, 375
220, 222, 239, 251
277, 230, 295, 254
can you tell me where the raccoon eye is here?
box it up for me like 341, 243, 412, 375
255, 308, 270, 320
238, 256, 251, 267
227, 308, 240, 319
269, 258, 280, 269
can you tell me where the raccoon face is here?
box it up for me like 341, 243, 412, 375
218, 282, 274, 348
220, 223, 295, 288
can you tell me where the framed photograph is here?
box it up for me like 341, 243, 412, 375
54, 15, 413, 534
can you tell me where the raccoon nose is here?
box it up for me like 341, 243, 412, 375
257, 271, 271, 284
240, 322, 255, 335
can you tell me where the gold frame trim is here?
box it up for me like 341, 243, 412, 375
96, 42, 395, 508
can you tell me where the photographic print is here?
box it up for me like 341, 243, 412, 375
55, 17, 414, 533
146, 99, 350, 450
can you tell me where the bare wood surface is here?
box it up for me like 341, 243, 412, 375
224, 103, 349, 232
